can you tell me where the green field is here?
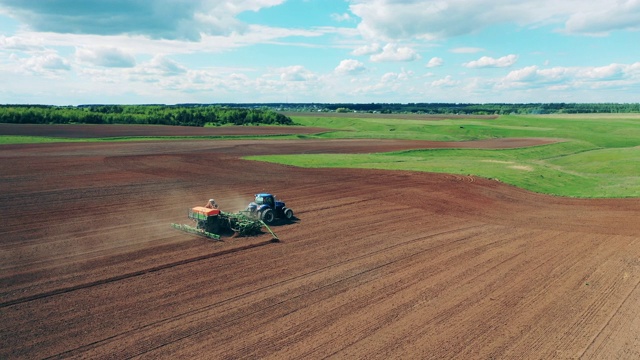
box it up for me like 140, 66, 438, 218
247, 114, 640, 198
2, 113, 638, 198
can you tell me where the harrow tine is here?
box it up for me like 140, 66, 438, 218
260, 220, 280, 242
171, 223, 222, 241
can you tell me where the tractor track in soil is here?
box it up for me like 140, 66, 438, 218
54, 224, 485, 357
0, 239, 275, 308
1, 125, 639, 359
54, 224, 495, 359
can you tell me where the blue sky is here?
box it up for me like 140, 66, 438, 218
0, 0, 638, 105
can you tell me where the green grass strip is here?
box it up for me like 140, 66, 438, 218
246, 140, 639, 198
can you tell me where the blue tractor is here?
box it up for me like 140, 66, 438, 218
245, 193, 294, 224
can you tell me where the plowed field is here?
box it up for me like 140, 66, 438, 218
1, 127, 639, 359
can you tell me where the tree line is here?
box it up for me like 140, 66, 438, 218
185, 102, 640, 115
316, 103, 640, 115
2, 103, 638, 126
0, 105, 294, 126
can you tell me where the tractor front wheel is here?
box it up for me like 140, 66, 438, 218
283, 208, 294, 220
261, 209, 275, 224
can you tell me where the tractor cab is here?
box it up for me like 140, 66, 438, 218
246, 193, 293, 224
254, 193, 280, 209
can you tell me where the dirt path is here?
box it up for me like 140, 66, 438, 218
0, 134, 638, 359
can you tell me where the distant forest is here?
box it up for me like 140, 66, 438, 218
229, 102, 640, 115
0, 104, 294, 127
1, 103, 638, 127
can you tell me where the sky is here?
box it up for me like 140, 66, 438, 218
0, 0, 639, 105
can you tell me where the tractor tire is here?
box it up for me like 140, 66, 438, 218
261, 209, 275, 224
283, 208, 294, 220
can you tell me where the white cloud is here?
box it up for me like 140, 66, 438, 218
0, 0, 287, 40
500, 62, 640, 90
505, 65, 539, 82
464, 54, 518, 68
149, 55, 187, 75
335, 59, 366, 75
129, 55, 187, 80
75, 47, 136, 68
0, 35, 45, 52
426, 57, 443, 68
431, 75, 459, 87
501, 66, 572, 88
331, 13, 352, 22
349, 0, 640, 40
381, 68, 413, 82
351, 43, 382, 56
450, 47, 484, 54
538, 67, 572, 83
370, 43, 421, 62
279, 65, 316, 81
1, 23, 328, 60
352, 68, 415, 95
35, 53, 71, 70
563, 0, 640, 35
10, 51, 71, 76
582, 63, 626, 80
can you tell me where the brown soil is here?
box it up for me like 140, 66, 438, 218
1, 126, 638, 359
0, 123, 329, 138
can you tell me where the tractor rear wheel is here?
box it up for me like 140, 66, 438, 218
261, 209, 275, 224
